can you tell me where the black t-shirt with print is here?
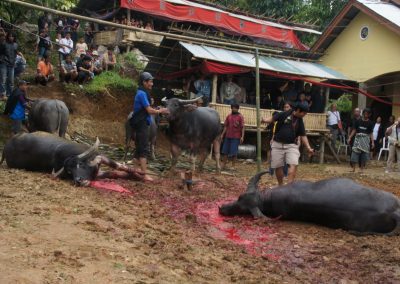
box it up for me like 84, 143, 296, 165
353, 119, 373, 134
273, 110, 306, 144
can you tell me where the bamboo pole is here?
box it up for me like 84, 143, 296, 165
255, 49, 262, 173
4, 0, 282, 55
212, 74, 218, 104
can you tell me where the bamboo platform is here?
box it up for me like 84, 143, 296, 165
209, 103, 328, 133
94, 30, 164, 46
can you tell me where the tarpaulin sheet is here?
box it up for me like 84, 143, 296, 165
120, 0, 309, 50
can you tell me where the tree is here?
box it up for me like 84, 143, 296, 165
0, 0, 79, 24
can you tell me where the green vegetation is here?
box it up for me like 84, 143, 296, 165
0, 100, 5, 114
66, 71, 137, 96
328, 93, 353, 113
117, 52, 145, 73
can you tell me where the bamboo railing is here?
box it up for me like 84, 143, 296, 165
209, 103, 328, 133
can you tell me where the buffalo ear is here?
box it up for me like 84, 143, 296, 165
249, 207, 267, 219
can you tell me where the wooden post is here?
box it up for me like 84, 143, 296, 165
324, 87, 330, 112
319, 135, 325, 164
212, 74, 218, 104
255, 49, 262, 173
126, 9, 131, 52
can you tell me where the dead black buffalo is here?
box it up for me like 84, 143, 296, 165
0, 132, 144, 186
163, 96, 221, 173
28, 99, 69, 137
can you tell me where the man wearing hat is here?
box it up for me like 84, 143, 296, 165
4, 80, 32, 134
262, 102, 314, 185
130, 72, 169, 181
91, 50, 103, 75
348, 108, 374, 172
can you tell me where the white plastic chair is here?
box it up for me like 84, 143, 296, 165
337, 135, 349, 156
378, 137, 390, 161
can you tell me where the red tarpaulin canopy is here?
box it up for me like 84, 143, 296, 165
120, 0, 308, 50
157, 61, 400, 106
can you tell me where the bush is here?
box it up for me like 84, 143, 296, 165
328, 93, 352, 113
79, 71, 137, 96
0, 101, 5, 114
117, 52, 145, 72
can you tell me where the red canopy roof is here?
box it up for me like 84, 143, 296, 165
120, 0, 310, 50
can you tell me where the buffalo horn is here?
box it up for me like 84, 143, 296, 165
52, 167, 64, 177
178, 96, 203, 105
161, 96, 168, 103
77, 137, 100, 159
246, 170, 269, 192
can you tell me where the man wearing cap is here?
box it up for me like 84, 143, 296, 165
262, 102, 314, 185
35, 52, 55, 86
4, 80, 32, 134
130, 72, 169, 181
348, 108, 374, 172
91, 51, 103, 75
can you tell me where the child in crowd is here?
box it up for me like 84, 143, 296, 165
221, 104, 245, 170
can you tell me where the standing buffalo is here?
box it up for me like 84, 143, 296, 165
219, 171, 400, 235
28, 99, 69, 137
163, 97, 221, 172
123, 112, 158, 161
0, 132, 144, 186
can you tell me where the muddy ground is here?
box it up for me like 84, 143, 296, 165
1, 83, 400, 283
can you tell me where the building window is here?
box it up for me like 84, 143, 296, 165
360, 26, 369, 40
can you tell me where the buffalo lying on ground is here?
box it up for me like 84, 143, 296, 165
123, 112, 158, 161
28, 99, 69, 138
219, 171, 400, 235
0, 132, 144, 186
163, 97, 221, 172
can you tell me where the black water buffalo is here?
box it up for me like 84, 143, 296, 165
219, 171, 400, 235
0, 132, 144, 186
28, 99, 69, 137
163, 97, 221, 172
123, 112, 158, 161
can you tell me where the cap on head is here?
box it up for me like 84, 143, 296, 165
140, 72, 154, 83
92, 50, 99, 56
18, 80, 29, 86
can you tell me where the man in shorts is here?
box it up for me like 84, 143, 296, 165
262, 102, 314, 185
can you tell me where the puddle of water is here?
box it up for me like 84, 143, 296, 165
90, 180, 133, 195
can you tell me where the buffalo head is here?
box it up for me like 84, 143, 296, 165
52, 138, 101, 186
219, 171, 269, 218
162, 96, 203, 120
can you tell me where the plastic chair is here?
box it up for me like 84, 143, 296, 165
378, 137, 390, 161
337, 135, 349, 156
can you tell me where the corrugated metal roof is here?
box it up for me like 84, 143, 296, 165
165, 0, 321, 34
180, 42, 348, 80
357, 0, 400, 28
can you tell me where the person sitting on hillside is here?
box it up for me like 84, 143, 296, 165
91, 51, 103, 75
102, 46, 117, 71
35, 53, 55, 86
77, 55, 94, 85
60, 54, 77, 83
14, 52, 26, 79
75, 37, 88, 61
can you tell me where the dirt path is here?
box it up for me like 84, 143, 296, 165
0, 161, 399, 283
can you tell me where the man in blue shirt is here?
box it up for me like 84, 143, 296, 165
131, 72, 169, 181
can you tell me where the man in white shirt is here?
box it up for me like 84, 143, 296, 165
385, 117, 400, 173
58, 32, 73, 64
220, 75, 241, 105
327, 103, 341, 152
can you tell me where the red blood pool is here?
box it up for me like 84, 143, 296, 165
164, 197, 280, 261
89, 180, 133, 195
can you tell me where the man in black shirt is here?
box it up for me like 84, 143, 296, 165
347, 108, 374, 172
262, 102, 314, 185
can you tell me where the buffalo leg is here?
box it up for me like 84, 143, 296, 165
213, 139, 221, 173
170, 144, 181, 172
198, 151, 208, 172
94, 155, 144, 179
